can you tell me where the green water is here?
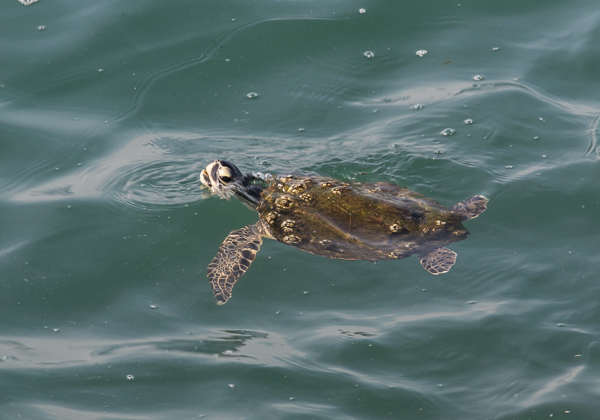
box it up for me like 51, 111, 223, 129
1, 0, 600, 419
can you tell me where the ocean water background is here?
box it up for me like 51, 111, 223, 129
1, 0, 599, 419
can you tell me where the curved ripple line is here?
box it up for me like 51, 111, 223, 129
104, 15, 344, 127
585, 114, 600, 158
7, 130, 204, 207
455, 81, 600, 117
107, 160, 205, 210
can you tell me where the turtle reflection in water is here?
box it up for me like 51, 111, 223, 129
200, 160, 488, 305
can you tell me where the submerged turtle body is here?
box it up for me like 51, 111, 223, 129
258, 176, 469, 261
200, 160, 488, 304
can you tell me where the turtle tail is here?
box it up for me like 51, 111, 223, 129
449, 195, 489, 221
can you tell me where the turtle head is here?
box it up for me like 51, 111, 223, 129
201, 160, 244, 192
200, 160, 263, 208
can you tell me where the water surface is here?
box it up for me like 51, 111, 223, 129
1, 1, 600, 419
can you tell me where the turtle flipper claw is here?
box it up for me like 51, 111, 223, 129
450, 195, 489, 221
419, 247, 457, 275
207, 222, 262, 304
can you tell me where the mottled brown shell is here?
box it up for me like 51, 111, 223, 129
256, 176, 468, 261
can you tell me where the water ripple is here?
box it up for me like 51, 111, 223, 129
585, 113, 600, 158
8, 131, 206, 209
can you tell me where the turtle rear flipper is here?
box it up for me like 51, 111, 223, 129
450, 195, 489, 221
419, 247, 457, 275
207, 222, 262, 305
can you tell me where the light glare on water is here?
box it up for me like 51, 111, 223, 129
1, 0, 600, 419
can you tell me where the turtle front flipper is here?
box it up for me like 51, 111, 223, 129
207, 222, 263, 305
419, 247, 457, 275
449, 195, 489, 221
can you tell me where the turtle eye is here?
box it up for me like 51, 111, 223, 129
218, 166, 235, 184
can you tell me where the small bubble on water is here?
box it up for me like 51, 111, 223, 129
468, 301, 476, 304
359, 8, 366, 14
542, 155, 547, 158
38, 25, 46, 31
225, 58, 230, 62
492, 47, 499, 51
53, 328, 60, 333
364, 51, 374, 58
441, 128, 455, 136
298, 128, 305, 132
223, 350, 233, 355
557, 323, 565, 327
67, 205, 72, 209
534, 136, 540, 140
435, 150, 444, 154
473, 75, 483, 81
232, 18, 236, 22
303, 291, 309, 295
98, 69, 104, 73
506, 165, 513, 169
150, 305, 158, 309
259, 160, 270, 166
539, 117, 545, 122
126, 374, 134, 381
415, 50, 427, 57
228, 384, 235, 389
412, 104, 423, 110
581, 205, 585, 209
246, 92, 259, 99
55, 167, 59, 171
77, 163, 82, 166
464, 118, 473, 125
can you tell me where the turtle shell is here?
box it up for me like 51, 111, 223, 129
256, 175, 469, 261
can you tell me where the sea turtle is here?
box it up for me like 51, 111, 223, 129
200, 160, 488, 304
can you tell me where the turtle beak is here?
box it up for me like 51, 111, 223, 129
200, 169, 212, 189
201, 160, 225, 192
